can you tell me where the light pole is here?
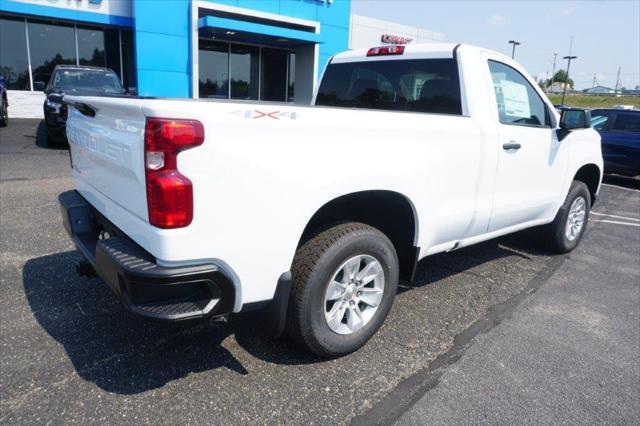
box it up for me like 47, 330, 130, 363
549, 53, 558, 92
561, 55, 577, 106
508, 40, 521, 59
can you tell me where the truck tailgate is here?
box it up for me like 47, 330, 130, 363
65, 96, 148, 221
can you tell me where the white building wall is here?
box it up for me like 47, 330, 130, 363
6, 91, 45, 119
349, 14, 444, 50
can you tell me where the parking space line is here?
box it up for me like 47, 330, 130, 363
592, 219, 640, 227
591, 212, 640, 222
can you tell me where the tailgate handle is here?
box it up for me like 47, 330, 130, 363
68, 101, 97, 117
502, 142, 521, 151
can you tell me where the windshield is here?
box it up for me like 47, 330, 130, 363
50, 69, 124, 94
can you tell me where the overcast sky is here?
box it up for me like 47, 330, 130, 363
351, 0, 640, 90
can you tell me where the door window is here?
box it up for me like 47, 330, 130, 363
612, 113, 640, 133
488, 60, 549, 127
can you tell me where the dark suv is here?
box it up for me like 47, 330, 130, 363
42, 65, 127, 144
591, 109, 640, 177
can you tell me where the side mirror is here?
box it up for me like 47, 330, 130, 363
557, 108, 591, 141
560, 108, 591, 130
33, 81, 46, 92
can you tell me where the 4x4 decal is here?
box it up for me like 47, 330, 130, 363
231, 110, 298, 120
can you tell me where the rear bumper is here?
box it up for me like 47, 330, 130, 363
58, 190, 235, 321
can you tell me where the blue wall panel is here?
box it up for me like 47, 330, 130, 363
318, 24, 349, 56
277, 0, 317, 21
236, 0, 280, 15
317, 0, 350, 29
135, 33, 190, 74
134, 0, 190, 36
134, 0, 191, 97
133, 0, 351, 98
137, 70, 191, 98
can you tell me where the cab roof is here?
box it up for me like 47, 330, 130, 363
331, 43, 462, 63
330, 43, 509, 64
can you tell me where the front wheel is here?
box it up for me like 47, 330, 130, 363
539, 180, 591, 253
287, 223, 399, 358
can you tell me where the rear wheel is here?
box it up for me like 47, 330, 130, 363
287, 223, 399, 358
539, 180, 591, 253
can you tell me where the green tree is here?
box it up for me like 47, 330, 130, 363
545, 70, 574, 88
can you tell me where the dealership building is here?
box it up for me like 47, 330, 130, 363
0, 0, 444, 116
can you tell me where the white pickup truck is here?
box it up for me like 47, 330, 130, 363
59, 43, 602, 357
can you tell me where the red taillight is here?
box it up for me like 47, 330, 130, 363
144, 118, 204, 229
366, 45, 405, 57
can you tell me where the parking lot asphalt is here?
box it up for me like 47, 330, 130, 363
1, 119, 639, 424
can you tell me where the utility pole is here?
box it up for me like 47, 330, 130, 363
614, 66, 621, 94
508, 40, 521, 59
561, 55, 577, 106
550, 53, 558, 92
592, 73, 597, 88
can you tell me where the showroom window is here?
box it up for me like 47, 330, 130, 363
0, 15, 30, 90
198, 39, 295, 102
0, 14, 136, 92
28, 19, 77, 88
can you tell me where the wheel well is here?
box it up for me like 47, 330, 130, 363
298, 190, 419, 282
574, 164, 601, 205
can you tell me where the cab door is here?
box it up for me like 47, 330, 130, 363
485, 58, 569, 232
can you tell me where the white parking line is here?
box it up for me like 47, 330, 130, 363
592, 219, 640, 227
602, 183, 640, 192
591, 212, 640, 222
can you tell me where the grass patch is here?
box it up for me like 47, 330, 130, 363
547, 94, 639, 109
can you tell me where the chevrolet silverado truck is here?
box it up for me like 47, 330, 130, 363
59, 43, 603, 357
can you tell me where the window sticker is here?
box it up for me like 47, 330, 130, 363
500, 80, 530, 119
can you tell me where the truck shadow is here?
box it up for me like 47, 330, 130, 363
34, 120, 67, 150
602, 174, 640, 190
23, 232, 542, 395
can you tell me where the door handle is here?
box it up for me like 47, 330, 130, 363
502, 142, 522, 151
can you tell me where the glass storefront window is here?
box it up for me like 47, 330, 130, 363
28, 20, 77, 88
0, 16, 30, 90
104, 28, 121, 76
120, 30, 137, 93
288, 52, 295, 102
198, 40, 295, 102
77, 26, 106, 67
230, 44, 259, 100
0, 15, 135, 92
261, 47, 287, 102
199, 40, 229, 98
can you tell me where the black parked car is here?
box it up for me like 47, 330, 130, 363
0, 75, 8, 127
591, 109, 640, 177
42, 65, 128, 144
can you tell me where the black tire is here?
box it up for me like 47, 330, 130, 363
287, 222, 399, 358
539, 180, 591, 253
0, 100, 7, 127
